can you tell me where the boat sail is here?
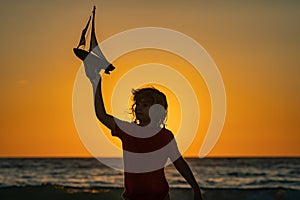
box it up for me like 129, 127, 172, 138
73, 6, 115, 75
76, 16, 91, 49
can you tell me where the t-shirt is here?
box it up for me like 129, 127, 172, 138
111, 120, 181, 200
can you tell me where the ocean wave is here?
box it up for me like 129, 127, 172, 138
1, 183, 300, 191
227, 172, 267, 177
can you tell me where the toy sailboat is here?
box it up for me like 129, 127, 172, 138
73, 6, 115, 75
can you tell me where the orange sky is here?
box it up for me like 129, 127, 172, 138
0, 0, 299, 157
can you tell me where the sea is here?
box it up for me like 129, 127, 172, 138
0, 158, 300, 199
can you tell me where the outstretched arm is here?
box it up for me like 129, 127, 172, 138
93, 76, 115, 130
173, 157, 202, 200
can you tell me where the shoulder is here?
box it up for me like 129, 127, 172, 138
160, 128, 174, 140
162, 127, 173, 135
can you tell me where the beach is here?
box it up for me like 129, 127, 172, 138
1, 185, 299, 200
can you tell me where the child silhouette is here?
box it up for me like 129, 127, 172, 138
73, 7, 201, 199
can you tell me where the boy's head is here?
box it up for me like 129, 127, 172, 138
131, 87, 168, 127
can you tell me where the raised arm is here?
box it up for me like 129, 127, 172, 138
92, 76, 116, 130
173, 157, 203, 200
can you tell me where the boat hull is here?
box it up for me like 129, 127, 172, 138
73, 48, 115, 74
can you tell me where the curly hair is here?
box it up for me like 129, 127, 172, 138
130, 87, 168, 128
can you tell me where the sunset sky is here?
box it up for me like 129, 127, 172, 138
0, 0, 299, 157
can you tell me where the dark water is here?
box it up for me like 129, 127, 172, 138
0, 158, 299, 191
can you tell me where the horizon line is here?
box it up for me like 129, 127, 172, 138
0, 155, 299, 159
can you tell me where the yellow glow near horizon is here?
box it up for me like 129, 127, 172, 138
111, 49, 210, 156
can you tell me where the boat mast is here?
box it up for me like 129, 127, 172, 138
89, 6, 98, 52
